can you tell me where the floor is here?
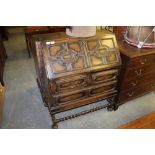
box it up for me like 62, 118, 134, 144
2, 28, 155, 129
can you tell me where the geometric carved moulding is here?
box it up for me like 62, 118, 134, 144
86, 39, 119, 67
47, 41, 88, 75
46, 38, 119, 77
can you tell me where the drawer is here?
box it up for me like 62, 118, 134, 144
122, 71, 155, 91
128, 54, 155, 68
53, 74, 89, 93
90, 81, 116, 96
91, 69, 118, 85
118, 84, 151, 103
125, 63, 155, 81
57, 90, 87, 105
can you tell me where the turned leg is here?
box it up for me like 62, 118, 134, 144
52, 115, 58, 129
107, 97, 118, 111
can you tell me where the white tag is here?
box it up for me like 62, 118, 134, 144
137, 41, 143, 48
46, 41, 55, 45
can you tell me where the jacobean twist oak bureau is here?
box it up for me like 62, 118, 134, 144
33, 30, 121, 128
116, 40, 155, 104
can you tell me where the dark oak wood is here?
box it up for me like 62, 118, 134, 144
25, 26, 66, 58
0, 36, 7, 86
116, 40, 155, 104
119, 112, 155, 129
33, 30, 121, 128
113, 26, 127, 40
0, 27, 8, 41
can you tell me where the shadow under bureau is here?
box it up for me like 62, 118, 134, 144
33, 30, 121, 128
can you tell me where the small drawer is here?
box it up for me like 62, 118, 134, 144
91, 69, 118, 85
128, 54, 155, 68
90, 81, 117, 96
54, 74, 89, 93
56, 90, 87, 105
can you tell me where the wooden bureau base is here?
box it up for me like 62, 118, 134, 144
119, 112, 155, 129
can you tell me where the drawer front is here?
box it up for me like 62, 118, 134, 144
128, 54, 155, 68
54, 74, 89, 93
90, 82, 116, 96
57, 90, 87, 105
118, 84, 151, 103
125, 63, 155, 81
91, 69, 118, 85
122, 71, 155, 91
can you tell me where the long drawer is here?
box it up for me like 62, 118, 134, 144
121, 71, 155, 91
125, 63, 155, 81
51, 68, 118, 94
128, 53, 155, 68
118, 81, 155, 103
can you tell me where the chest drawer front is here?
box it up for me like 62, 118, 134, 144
121, 71, 155, 91
54, 74, 89, 93
125, 63, 155, 81
118, 84, 151, 103
128, 54, 155, 68
91, 69, 118, 85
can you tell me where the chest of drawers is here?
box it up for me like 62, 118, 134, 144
33, 30, 121, 128
116, 40, 155, 104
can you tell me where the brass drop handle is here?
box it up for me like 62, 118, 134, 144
128, 91, 134, 97
151, 83, 155, 88
140, 58, 147, 65
131, 80, 138, 86
135, 69, 142, 76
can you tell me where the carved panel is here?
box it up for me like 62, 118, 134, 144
47, 41, 88, 75
86, 39, 119, 67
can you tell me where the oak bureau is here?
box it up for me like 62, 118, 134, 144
33, 30, 121, 128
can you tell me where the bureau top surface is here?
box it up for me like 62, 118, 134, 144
33, 30, 115, 42
118, 40, 155, 58
35, 30, 121, 79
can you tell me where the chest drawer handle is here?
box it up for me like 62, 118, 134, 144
140, 59, 147, 65
128, 92, 134, 97
151, 83, 155, 88
135, 69, 142, 76
131, 80, 138, 86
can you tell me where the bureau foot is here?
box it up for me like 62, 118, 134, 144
107, 104, 118, 111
